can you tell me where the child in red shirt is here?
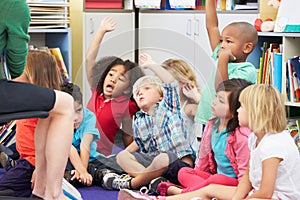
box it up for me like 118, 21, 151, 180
85, 17, 144, 156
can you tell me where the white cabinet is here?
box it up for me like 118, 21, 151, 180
138, 11, 258, 88
82, 11, 135, 103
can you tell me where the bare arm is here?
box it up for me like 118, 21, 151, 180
69, 145, 89, 179
85, 17, 117, 88
121, 117, 134, 147
206, 0, 220, 51
80, 134, 94, 169
215, 51, 230, 89
245, 158, 281, 199
232, 164, 253, 200
139, 53, 175, 83
125, 140, 140, 152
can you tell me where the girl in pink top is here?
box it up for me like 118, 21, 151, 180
158, 78, 252, 196
85, 17, 144, 156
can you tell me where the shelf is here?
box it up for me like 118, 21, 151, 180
28, 28, 70, 33
285, 102, 300, 107
258, 32, 300, 37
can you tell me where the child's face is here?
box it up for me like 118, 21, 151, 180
211, 91, 231, 119
220, 26, 245, 59
134, 83, 163, 113
103, 64, 130, 99
74, 101, 84, 129
237, 102, 248, 127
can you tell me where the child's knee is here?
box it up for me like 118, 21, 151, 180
152, 153, 169, 170
116, 150, 131, 165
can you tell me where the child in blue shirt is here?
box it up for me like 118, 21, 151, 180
61, 82, 106, 186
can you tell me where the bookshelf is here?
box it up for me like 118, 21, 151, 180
254, 32, 300, 110
28, 28, 72, 80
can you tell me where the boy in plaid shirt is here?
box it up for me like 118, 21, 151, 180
102, 53, 195, 191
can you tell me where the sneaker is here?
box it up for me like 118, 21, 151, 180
102, 173, 132, 190
93, 168, 114, 185
0, 152, 15, 171
64, 170, 73, 182
148, 177, 169, 195
118, 189, 164, 200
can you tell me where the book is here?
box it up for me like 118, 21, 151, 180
290, 56, 300, 82
290, 56, 300, 102
258, 42, 269, 84
287, 59, 296, 102
273, 52, 282, 92
49, 48, 70, 83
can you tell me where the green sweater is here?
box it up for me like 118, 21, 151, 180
0, 0, 30, 79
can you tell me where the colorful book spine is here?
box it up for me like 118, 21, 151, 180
273, 52, 282, 92
49, 47, 70, 83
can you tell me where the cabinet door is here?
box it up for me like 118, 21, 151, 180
139, 13, 195, 67
83, 12, 135, 60
82, 12, 135, 104
193, 14, 215, 89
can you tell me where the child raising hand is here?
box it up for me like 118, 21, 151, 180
85, 17, 144, 156
195, 0, 258, 130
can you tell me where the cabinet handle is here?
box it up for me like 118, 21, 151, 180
90, 18, 94, 34
186, 19, 192, 36
194, 19, 199, 36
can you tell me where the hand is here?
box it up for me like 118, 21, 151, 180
218, 49, 236, 62
99, 17, 117, 33
139, 53, 157, 69
31, 169, 36, 189
70, 169, 80, 181
78, 171, 93, 186
182, 83, 200, 103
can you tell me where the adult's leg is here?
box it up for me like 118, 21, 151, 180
33, 90, 74, 199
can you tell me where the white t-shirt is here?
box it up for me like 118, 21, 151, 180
248, 131, 300, 200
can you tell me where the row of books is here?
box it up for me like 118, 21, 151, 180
257, 41, 300, 103
257, 42, 282, 90
134, 0, 256, 10
27, 0, 70, 29
286, 56, 300, 102
0, 121, 16, 147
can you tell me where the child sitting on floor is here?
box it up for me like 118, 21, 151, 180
102, 53, 195, 191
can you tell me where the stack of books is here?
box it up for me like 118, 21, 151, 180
27, 0, 70, 29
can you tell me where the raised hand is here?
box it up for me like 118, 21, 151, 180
99, 17, 117, 33
139, 53, 157, 69
182, 83, 200, 103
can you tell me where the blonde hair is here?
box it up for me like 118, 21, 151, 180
162, 59, 200, 101
132, 75, 163, 100
239, 84, 286, 133
24, 50, 62, 90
